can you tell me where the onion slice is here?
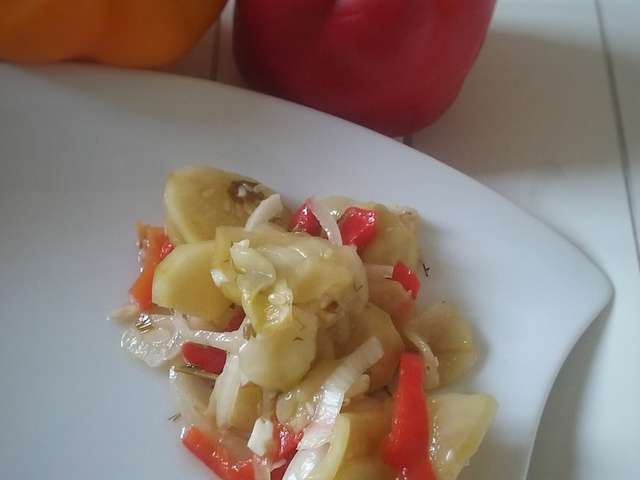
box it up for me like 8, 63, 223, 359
120, 313, 192, 367
207, 354, 242, 429
282, 444, 329, 480
192, 324, 246, 354
308, 197, 342, 245
253, 456, 273, 480
298, 337, 383, 449
247, 418, 274, 456
245, 194, 283, 231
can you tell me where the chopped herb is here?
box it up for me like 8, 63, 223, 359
175, 364, 219, 381
228, 180, 265, 204
243, 323, 256, 340
324, 301, 339, 313
135, 315, 154, 333
168, 413, 182, 422
421, 262, 430, 278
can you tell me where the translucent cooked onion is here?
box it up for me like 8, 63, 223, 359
245, 194, 283, 231
308, 197, 342, 246
208, 354, 242, 429
192, 323, 247, 354
253, 456, 273, 480
247, 418, 274, 456
122, 311, 247, 366
283, 445, 329, 480
298, 337, 383, 449
168, 366, 212, 432
120, 313, 192, 367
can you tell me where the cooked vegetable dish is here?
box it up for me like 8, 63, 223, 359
111, 166, 497, 480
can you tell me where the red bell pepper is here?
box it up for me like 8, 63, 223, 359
129, 223, 174, 311
181, 341, 227, 374
382, 353, 436, 480
289, 201, 321, 235
225, 308, 246, 332
339, 207, 377, 250
233, 0, 496, 136
270, 423, 302, 480
182, 426, 254, 480
392, 262, 420, 299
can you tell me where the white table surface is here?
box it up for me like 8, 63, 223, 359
111, 0, 640, 477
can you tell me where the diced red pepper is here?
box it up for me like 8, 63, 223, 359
268, 423, 302, 480
289, 201, 321, 235
392, 262, 420, 299
129, 223, 173, 311
181, 341, 227, 374
225, 308, 246, 332
382, 353, 436, 480
275, 423, 302, 460
182, 426, 254, 480
339, 207, 377, 250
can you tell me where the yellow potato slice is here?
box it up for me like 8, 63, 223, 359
164, 166, 282, 243
405, 303, 478, 388
342, 303, 405, 391
360, 204, 419, 270
429, 393, 497, 480
152, 241, 231, 325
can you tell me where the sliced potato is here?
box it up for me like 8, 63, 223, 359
229, 383, 262, 434
152, 241, 231, 325
368, 278, 415, 328
405, 303, 478, 388
276, 360, 339, 430
335, 457, 394, 480
164, 166, 281, 243
239, 307, 317, 391
342, 303, 405, 391
360, 204, 418, 270
309, 399, 392, 480
429, 393, 497, 480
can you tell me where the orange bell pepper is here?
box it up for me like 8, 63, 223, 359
129, 223, 174, 311
0, 0, 227, 67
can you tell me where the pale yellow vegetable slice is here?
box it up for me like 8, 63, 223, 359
368, 277, 415, 328
429, 393, 498, 480
152, 241, 231, 326
229, 383, 262, 434
164, 166, 280, 243
239, 307, 318, 391
360, 204, 419, 270
212, 226, 367, 321
334, 457, 394, 480
341, 303, 405, 391
276, 360, 339, 430
405, 303, 479, 388
309, 400, 392, 480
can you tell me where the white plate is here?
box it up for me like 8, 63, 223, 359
0, 64, 611, 480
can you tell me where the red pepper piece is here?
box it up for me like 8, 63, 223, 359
391, 262, 420, 299
339, 207, 377, 250
181, 341, 227, 374
289, 201, 321, 235
382, 353, 436, 480
129, 223, 172, 311
269, 423, 302, 480
225, 308, 246, 332
182, 426, 254, 480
